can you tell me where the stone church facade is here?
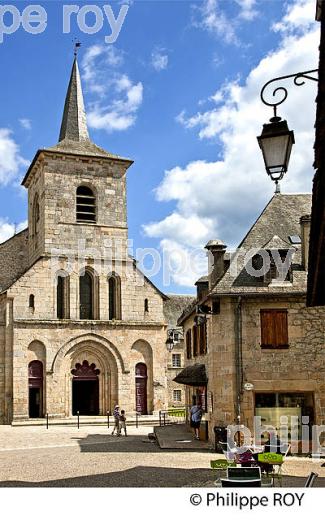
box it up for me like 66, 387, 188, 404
0, 58, 180, 424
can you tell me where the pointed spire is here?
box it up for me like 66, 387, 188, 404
59, 57, 90, 142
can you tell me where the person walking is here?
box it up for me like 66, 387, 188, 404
190, 402, 203, 440
119, 410, 127, 436
112, 405, 121, 436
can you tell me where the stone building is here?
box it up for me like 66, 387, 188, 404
178, 193, 325, 442
0, 57, 188, 424
163, 295, 194, 408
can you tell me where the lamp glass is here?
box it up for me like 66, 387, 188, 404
257, 119, 295, 181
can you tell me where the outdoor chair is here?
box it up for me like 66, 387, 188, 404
218, 441, 237, 462
257, 452, 284, 486
210, 459, 236, 486
305, 472, 318, 487
220, 467, 262, 487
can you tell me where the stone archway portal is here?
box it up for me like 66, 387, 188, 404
71, 360, 100, 416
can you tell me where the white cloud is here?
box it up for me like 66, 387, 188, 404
273, 0, 316, 33
193, 0, 258, 45
144, 0, 319, 288
236, 0, 258, 21
19, 118, 32, 131
0, 129, 28, 186
0, 219, 27, 244
151, 47, 169, 71
82, 45, 143, 133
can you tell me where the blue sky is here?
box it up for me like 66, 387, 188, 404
0, 0, 320, 293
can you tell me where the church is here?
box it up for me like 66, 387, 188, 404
0, 56, 184, 424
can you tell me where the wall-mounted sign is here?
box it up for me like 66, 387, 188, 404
243, 382, 254, 391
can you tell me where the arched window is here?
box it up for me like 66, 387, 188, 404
32, 194, 40, 237
76, 186, 96, 223
108, 274, 121, 320
80, 271, 93, 319
29, 294, 35, 311
144, 298, 149, 313
57, 274, 70, 319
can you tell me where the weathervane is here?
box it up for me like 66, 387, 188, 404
73, 38, 81, 57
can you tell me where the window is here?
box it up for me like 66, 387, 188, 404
57, 274, 70, 319
29, 294, 35, 311
260, 309, 289, 349
186, 329, 192, 360
252, 251, 292, 284
76, 186, 96, 223
144, 298, 149, 313
173, 390, 182, 402
108, 274, 121, 320
172, 354, 181, 368
193, 325, 199, 357
80, 271, 94, 319
199, 320, 207, 355
32, 194, 40, 237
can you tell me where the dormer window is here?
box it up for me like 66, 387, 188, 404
265, 249, 292, 284
251, 248, 293, 285
76, 186, 96, 223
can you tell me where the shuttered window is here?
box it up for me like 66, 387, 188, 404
186, 330, 192, 359
260, 309, 289, 349
76, 186, 96, 223
199, 321, 207, 355
193, 325, 199, 357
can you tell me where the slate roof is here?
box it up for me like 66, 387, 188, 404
0, 229, 29, 294
22, 58, 132, 187
212, 193, 312, 295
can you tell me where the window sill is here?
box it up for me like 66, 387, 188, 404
261, 344, 289, 349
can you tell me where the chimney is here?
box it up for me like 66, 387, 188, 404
205, 240, 227, 289
300, 215, 311, 270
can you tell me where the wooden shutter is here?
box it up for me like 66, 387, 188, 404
199, 322, 207, 355
260, 309, 289, 349
193, 325, 198, 357
186, 330, 192, 359
273, 310, 288, 347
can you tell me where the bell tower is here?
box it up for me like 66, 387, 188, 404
22, 57, 133, 266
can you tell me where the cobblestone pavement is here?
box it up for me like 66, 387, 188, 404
0, 426, 324, 487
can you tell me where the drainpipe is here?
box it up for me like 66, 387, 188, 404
234, 297, 243, 426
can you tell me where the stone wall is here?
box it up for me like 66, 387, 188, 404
183, 296, 325, 440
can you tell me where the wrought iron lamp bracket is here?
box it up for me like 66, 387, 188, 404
260, 69, 319, 119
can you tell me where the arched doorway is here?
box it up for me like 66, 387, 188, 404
71, 360, 100, 415
135, 363, 148, 415
28, 360, 44, 418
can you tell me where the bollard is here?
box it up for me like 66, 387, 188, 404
107, 411, 110, 429
46, 413, 49, 430
77, 411, 80, 429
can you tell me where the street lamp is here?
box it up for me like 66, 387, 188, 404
257, 116, 295, 193
165, 337, 174, 353
165, 328, 184, 352
257, 69, 318, 192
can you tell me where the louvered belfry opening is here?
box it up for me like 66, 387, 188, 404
76, 186, 96, 223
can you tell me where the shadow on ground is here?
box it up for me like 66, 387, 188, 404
71, 434, 211, 454
1, 466, 324, 487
